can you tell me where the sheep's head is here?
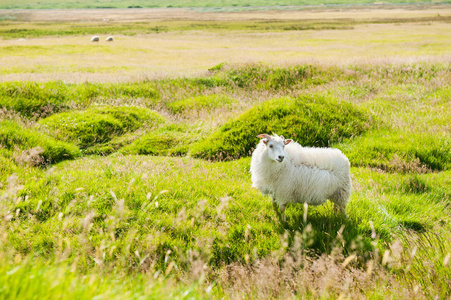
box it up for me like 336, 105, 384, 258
257, 134, 292, 163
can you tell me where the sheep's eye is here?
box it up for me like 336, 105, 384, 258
269, 145, 273, 148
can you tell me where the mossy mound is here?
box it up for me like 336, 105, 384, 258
177, 64, 344, 91
120, 125, 194, 156
167, 94, 236, 114
39, 106, 166, 150
0, 120, 81, 164
82, 131, 145, 156
0, 81, 160, 118
221, 64, 335, 89
206, 64, 342, 90
0, 82, 74, 118
338, 132, 451, 172
190, 95, 373, 160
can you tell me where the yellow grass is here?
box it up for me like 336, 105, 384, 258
5, 7, 451, 22
1, 7, 451, 82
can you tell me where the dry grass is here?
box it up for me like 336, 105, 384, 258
13, 146, 45, 166
218, 255, 382, 299
1, 7, 451, 82
203, 229, 434, 299
3, 6, 451, 22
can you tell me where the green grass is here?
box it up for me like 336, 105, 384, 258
1, 14, 451, 39
38, 105, 166, 152
7, 153, 447, 267
0, 120, 81, 165
167, 94, 236, 114
190, 94, 373, 160
337, 131, 451, 172
0, 81, 160, 118
120, 124, 201, 156
0, 256, 205, 299
0, 19, 351, 39
1, 62, 451, 298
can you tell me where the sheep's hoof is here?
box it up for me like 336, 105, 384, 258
273, 208, 286, 225
275, 214, 287, 226
333, 204, 347, 218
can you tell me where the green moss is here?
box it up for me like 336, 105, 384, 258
167, 94, 236, 114
39, 106, 166, 149
120, 124, 195, 156
0, 120, 81, 164
0, 82, 75, 118
160, 64, 343, 92
120, 131, 183, 156
0, 81, 160, 118
190, 94, 373, 160
89, 106, 163, 131
208, 62, 226, 72
218, 64, 340, 89
83, 131, 144, 156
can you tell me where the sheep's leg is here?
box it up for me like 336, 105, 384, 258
272, 199, 279, 212
271, 194, 279, 211
331, 187, 349, 218
333, 203, 347, 217
279, 203, 287, 223
272, 198, 282, 220
271, 197, 287, 224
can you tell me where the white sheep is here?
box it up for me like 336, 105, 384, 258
250, 134, 351, 222
106, 36, 114, 42
91, 36, 100, 42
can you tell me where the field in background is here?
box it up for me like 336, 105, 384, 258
1, 6, 451, 300
1, 0, 451, 9
1, 7, 451, 82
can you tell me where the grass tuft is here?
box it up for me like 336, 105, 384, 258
39, 105, 166, 151
0, 81, 160, 119
0, 120, 81, 165
338, 132, 451, 172
167, 94, 236, 114
120, 124, 201, 156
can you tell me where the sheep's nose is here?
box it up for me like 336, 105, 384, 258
278, 155, 284, 161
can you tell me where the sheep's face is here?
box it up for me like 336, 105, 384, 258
257, 134, 292, 163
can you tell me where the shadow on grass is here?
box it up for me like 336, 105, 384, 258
211, 199, 430, 267
273, 205, 374, 256
399, 220, 427, 233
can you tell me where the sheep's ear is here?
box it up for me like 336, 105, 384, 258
284, 139, 292, 145
280, 135, 285, 140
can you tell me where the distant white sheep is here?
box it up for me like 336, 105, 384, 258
106, 36, 114, 42
250, 134, 351, 222
91, 36, 100, 42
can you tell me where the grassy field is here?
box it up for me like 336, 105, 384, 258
1, 6, 451, 300
1, 7, 451, 82
1, 0, 451, 9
